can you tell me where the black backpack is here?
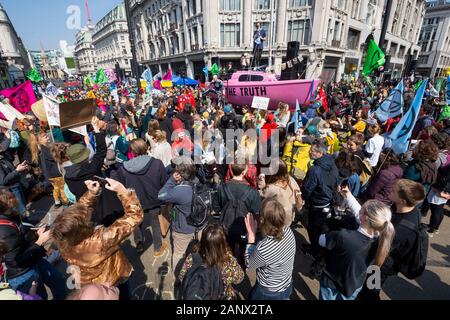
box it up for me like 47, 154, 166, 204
186, 183, 213, 228
398, 220, 429, 280
180, 253, 225, 300
219, 184, 251, 241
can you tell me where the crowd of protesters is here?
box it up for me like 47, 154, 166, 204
0, 72, 449, 301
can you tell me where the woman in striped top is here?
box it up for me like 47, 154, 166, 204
245, 198, 296, 300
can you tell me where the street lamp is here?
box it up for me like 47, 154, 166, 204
124, 0, 141, 86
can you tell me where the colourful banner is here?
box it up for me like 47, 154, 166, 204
161, 69, 173, 88
0, 80, 36, 113
105, 69, 117, 83
447, 76, 450, 105
390, 80, 427, 155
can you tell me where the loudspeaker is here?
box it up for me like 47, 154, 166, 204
286, 41, 300, 60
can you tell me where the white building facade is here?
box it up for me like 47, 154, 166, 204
127, 0, 426, 82
74, 27, 97, 75
92, 4, 132, 74
0, 3, 30, 87
416, 0, 450, 78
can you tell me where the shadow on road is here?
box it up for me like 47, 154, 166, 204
431, 244, 450, 264
383, 269, 450, 300
291, 227, 318, 300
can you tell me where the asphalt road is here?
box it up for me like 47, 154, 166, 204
30, 196, 450, 300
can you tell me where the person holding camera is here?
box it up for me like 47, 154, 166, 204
158, 157, 200, 276
51, 178, 143, 300
0, 130, 31, 217
0, 188, 67, 300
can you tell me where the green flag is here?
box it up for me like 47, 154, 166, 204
363, 39, 385, 77
439, 104, 450, 122
414, 80, 423, 91
95, 68, 108, 84
27, 68, 43, 83
84, 76, 94, 87
436, 78, 444, 93
210, 63, 219, 76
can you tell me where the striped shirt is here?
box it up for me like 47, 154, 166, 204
245, 227, 296, 292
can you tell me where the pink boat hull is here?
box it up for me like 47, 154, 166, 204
224, 71, 320, 110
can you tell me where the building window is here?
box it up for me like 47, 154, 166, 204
220, 0, 241, 11
289, 0, 312, 7
220, 23, 241, 47
351, 0, 360, 19
347, 28, 360, 50
255, 0, 270, 10
288, 20, 311, 45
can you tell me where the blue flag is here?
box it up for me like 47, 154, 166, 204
375, 80, 404, 123
390, 80, 428, 155
141, 68, 153, 82
45, 82, 58, 97
287, 99, 303, 136
202, 66, 209, 75
447, 76, 450, 105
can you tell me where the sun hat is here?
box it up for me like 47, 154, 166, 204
67, 144, 90, 164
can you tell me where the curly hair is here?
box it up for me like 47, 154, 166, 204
51, 204, 95, 251
412, 141, 439, 162
0, 188, 19, 217
50, 143, 71, 164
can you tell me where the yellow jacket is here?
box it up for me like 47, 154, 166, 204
282, 140, 311, 175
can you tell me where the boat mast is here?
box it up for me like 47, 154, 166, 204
268, 0, 276, 72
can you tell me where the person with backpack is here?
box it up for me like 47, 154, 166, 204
318, 199, 394, 300
404, 141, 439, 194
213, 164, 262, 266
0, 188, 67, 300
421, 164, 450, 237
178, 224, 244, 300
361, 150, 404, 205
244, 198, 296, 300
301, 141, 339, 256
158, 157, 206, 275
111, 139, 168, 256
105, 121, 129, 163
353, 179, 426, 300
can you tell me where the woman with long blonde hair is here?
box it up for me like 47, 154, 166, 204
318, 199, 394, 300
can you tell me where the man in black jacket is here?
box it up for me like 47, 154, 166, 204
301, 141, 339, 255
64, 118, 124, 226
0, 189, 67, 299
111, 138, 168, 256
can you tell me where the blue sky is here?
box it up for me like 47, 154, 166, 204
2, 0, 123, 50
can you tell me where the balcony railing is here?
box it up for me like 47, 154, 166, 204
191, 44, 199, 51
331, 40, 341, 48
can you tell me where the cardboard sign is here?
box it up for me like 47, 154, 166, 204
59, 99, 96, 130
0, 102, 25, 130
251, 96, 270, 110
42, 94, 61, 126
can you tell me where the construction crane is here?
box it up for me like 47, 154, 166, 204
85, 0, 93, 28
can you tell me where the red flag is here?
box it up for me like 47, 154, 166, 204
319, 87, 328, 113
0, 80, 36, 113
